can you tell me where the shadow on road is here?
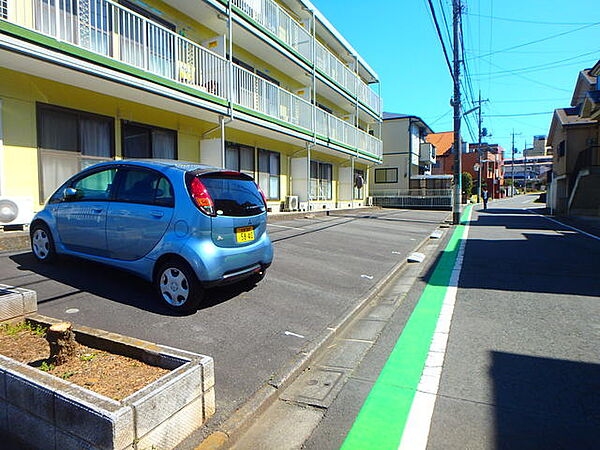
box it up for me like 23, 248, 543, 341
491, 351, 600, 448
419, 206, 600, 297
9, 252, 256, 316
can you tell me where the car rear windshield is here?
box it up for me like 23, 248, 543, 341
200, 173, 266, 217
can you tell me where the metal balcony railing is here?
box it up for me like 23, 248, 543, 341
2, 0, 382, 160
232, 0, 382, 115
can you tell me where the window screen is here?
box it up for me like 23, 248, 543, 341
258, 149, 280, 200
37, 103, 114, 202
225, 142, 255, 177
122, 122, 176, 159
374, 168, 398, 183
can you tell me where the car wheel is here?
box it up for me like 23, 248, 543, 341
155, 260, 203, 313
30, 223, 56, 263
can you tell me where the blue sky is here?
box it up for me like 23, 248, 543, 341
313, 0, 599, 157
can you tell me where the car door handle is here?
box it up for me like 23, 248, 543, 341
91, 208, 103, 214
150, 211, 164, 218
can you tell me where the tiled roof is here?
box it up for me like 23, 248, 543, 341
426, 131, 454, 156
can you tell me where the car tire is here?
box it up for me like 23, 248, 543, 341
30, 223, 57, 263
154, 259, 203, 313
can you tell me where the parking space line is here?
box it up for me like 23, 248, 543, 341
340, 205, 473, 450
267, 224, 305, 231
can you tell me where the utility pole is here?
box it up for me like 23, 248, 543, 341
475, 91, 489, 203
523, 139, 528, 194
452, 0, 462, 224
510, 130, 521, 196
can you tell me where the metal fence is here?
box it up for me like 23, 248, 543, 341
371, 189, 454, 210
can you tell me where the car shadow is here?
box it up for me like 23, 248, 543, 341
9, 252, 256, 316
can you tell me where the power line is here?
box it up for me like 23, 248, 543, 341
425, 0, 455, 81
480, 58, 572, 92
465, 12, 600, 26
470, 48, 600, 77
484, 111, 553, 117
470, 21, 600, 60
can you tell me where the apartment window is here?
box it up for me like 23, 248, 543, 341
558, 140, 565, 157
258, 149, 280, 200
225, 142, 255, 177
122, 121, 177, 159
374, 168, 398, 183
354, 169, 365, 200
310, 161, 332, 200
37, 103, 114, 202
1, 0, 7, 19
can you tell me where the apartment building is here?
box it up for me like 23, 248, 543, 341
0, 0, 383, 220
547, 60, 599, 215
369, 113, 434, 194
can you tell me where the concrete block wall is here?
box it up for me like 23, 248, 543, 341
0, 316, 215, 449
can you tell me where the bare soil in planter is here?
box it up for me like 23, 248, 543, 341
0, 322, 169, 401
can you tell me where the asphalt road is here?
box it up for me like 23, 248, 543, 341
0, 207, 448, 433
303, 195, 600, 449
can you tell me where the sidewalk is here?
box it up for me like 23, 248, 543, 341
238, 197, 600, 449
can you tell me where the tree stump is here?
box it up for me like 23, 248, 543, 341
46, 322, 77, 365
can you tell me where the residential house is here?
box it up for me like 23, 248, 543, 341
547, 60, 600, 215
369, 113, 434, 194
466, 143, 505, 199
0, 0, 383, 223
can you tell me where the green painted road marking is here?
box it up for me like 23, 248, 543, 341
341, 206, 472, 450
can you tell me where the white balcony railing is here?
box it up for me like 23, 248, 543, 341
2, 0, 382, 160
232, 0, 381, 115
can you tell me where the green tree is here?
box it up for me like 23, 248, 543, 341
462, 172, 473, 197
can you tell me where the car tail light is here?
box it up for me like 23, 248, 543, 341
256, 183, 268, 208
188, 177, 215, 216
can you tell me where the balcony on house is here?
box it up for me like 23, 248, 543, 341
1, 0, 382, 160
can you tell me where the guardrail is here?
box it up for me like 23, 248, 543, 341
3, 0, 382, 160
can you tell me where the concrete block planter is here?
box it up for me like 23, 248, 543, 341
0, 285, 37, 322
0, 315, 215, 449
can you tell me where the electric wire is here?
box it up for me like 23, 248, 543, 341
471, 21, 600, 60
424, 0, 455, 82
465, 12, 600, 26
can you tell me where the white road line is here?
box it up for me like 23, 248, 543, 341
526, 210, 600, 241
267, 224, 305, 231
398, 207, 473, 450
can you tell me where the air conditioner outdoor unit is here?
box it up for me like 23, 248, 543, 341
0, 197, 34, 228
366, 196, 374, 206
286, 195, 299, 211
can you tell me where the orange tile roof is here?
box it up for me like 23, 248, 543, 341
426, 132, 454, 156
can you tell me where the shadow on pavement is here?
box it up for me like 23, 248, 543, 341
491, 351, 600, 449
419, 207, 600, 297
9, 252, 256, 316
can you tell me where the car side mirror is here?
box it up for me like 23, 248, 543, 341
63, 187, 79, 200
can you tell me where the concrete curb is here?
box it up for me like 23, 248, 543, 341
1, 314, 215, 449
200, 212, 453, 448
0, 231, 29, 253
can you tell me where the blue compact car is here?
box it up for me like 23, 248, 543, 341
30, 160, 273, 312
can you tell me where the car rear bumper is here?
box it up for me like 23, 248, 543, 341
180, 232, 273, 284
203, 262, 271, 288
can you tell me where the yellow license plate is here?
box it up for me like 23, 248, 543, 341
235, 226, 255, 243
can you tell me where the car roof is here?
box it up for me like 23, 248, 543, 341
91, 159, 220, 173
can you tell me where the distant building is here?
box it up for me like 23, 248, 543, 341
547, 60, 600, 216
525, 136, 551, 157
504, 155, 553, 187
369, 113, 435, 193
